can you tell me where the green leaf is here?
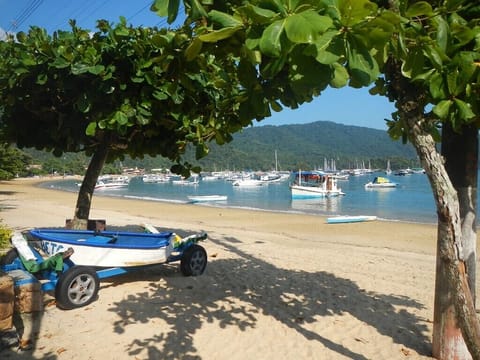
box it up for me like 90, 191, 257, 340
87, 65, 105, 75
36, 73, 47, 85
434, 16, 449, 52
76, 93, 91, 113
198, 26, 242, 42
429, 73, 447, 99
114, 26, 130, 37
446, 70, 458, 96
152, 90, 168, 100
454, 98, 475, 120
259, 20, 286, 57
405, 1, 433, 17
85, 122, 97, 136
151, 0, 168, 16
190, 0, 208, 19
242, 4, 277, 23
71, 63, 90, 75
422, 45, 443, 69
346, 35, 378, 87
401, 49, 425, 78
338, 0, 378, 27
113, 111, 129, 125
314, 32, 343, 64
330, 63, 349, 88
151, 0, 180, 24
195, 143, 209, 159
432, 99, 452, 119
209, 10, 242, 28
185, 38, 203, 61
284, 11, 333, 44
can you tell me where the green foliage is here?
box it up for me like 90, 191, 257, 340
156, 0, 480, 144
381, 0, 480, 138
0, 143, 31, 179
0, 222, 12, 251
0, 19, 246, 175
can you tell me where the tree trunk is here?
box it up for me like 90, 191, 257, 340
384, 58, 480, 359
71, 144, 109, 229
442, 123, 478, 305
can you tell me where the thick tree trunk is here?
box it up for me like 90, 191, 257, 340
71, 144, 109, 229
384, 58, 480, 359
442, 123, 478, 305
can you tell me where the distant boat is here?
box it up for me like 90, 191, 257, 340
394, 169, 410, 176
188, 195, 228, 203
290, 170, 344, 199
232, 178, 265, 186
364, 176, 397, 189
386, 160, 392, 175
94, 175, 130, 190
327, 215, 377, 224
142, 174, 169, 183
172, 175, 199, 185
411, 168, 426, 174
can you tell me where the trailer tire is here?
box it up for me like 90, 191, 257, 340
0, 248, 19, 265
55, 266, 99, 310
180, 244, 207, 276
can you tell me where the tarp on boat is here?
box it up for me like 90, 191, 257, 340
373, 176, 390, 184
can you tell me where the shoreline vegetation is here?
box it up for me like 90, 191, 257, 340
0, 177, 450, 359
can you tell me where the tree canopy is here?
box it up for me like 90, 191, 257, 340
0, 18, 246, 174
152, 0, 480, 358
1, 0, 480, 357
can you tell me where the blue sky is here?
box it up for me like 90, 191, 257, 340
0, 0, 397, 130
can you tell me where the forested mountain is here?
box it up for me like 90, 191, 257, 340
23, 121, 419, 175
192, 121, 418, 171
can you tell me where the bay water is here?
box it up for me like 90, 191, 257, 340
44, 172, 442, 224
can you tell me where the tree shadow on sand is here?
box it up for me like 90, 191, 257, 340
105, 231, 431, 359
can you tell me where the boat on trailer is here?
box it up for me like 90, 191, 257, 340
1, 227, 208, 310
30, 228, 206, 268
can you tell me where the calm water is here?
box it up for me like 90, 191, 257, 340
43, 172, 442, 224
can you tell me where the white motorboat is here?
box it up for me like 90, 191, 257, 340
364, 176, 397, 189
290, 170, 344, 199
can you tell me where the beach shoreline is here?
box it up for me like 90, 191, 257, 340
0, 177, 441, 359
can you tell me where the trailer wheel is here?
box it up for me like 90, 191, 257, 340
0, 248, 19, 265
55, 266, 99, 310
180, 244, 207, 276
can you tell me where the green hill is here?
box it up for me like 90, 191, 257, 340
22, 121, 419, 174
193, 121, 417, 171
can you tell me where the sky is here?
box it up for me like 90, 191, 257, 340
0, 0, 397, 130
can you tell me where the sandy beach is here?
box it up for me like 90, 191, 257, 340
0, 177, 448, 359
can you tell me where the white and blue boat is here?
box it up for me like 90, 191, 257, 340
327, 215, 377, 224
290, 170, 344, 199
29, 228, 206, 268
2, 228, 208, 309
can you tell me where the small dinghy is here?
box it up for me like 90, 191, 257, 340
327, 215, 377, 224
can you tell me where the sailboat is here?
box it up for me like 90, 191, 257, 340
386, 160, 392, 175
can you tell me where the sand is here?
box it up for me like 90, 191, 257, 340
0, 177, 445, 359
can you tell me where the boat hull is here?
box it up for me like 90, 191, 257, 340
290, 185, 343, 199
364, 183, 397, 189
188, 195, 227, 202
327, 215, 377, 224
30, 229, 174, 267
